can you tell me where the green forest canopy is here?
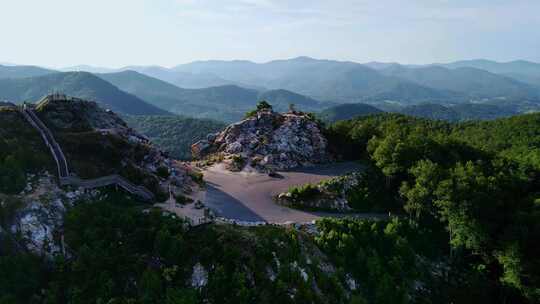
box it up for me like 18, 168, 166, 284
325, 112, 540, 301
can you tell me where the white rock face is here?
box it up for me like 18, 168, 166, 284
11, 199, 65, 256
190, 262, 208, 289
346, 274, 358, 291
290, 261, 309, 282
266, 266, 277, 282
8, 174, 100, 258
192, 110, 329, 171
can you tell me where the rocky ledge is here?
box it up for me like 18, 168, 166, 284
192, 107, 329, 172
36, 96, 199, 200
275, 173, 362, 212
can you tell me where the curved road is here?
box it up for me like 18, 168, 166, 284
201, 162, 382, 223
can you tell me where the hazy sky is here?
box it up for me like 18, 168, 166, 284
1, 0, 539, 68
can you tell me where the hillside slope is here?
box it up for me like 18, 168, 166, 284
442, 59, 540, 78
319, 103, 383, 122
99, 71, 332, 122
124, 115, 225, 160
0, 72, 168, 115
174, 57, 464, 103
380, 64, 540, 99
0, 64, 55, 79
0, 104, 55, 194
321, 102, 525, 123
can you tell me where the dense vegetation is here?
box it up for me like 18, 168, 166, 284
2, 101, 540, 303
325, 113, 540, 302
0, 106, 53, 193
285, 168, 395, 213
0, 193, 355, 304
315, 217, 446, 304
123, 115, 225, 160
1, 191, 501, 304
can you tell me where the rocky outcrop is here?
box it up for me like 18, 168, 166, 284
33, 95, 198, 201
1, 95, 206, 256
192, 109, 329, 172
275, 173, 362, 212
5, 173, 102, 258
35, 95, 127, 132
190, 262, 209, 289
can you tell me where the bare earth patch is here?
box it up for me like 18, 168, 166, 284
199, 161, 382, 223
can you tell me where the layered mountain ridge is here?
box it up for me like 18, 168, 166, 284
1, 57, 539, 125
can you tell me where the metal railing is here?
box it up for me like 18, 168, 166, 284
19, 99, 154, 201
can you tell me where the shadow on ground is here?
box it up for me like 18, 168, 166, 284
205, 182, 265, 222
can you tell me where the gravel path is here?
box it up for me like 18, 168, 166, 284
201, 162, 383, 223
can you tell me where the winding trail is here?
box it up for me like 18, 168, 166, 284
201, 162, 387, 223
19, 96, 154, 201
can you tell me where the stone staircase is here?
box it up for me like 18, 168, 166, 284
60, 175, 155, 201
19, 97, 154, 201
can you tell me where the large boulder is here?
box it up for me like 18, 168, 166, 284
192, 109, 329, 171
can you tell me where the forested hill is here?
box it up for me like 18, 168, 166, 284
0, 72, 169, 115
452, 113, 540, 169
1, 106, 540, 303
123, 115, 225, 160
324, 112, 540, 302
318, 103, 383, 122
320, 102, 531, 123
99, 70, 334, 122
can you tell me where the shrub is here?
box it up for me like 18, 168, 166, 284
174, 194, 193, 205
244, 100, 273, 118
156, 166, 170, 179
231, 155, 245, 170
288, 183, 320, 201
188, 170, 204, 186
256, 100, 272, 111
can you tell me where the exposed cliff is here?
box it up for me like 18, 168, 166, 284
0, 95, 199, 257
192, 107, 329, 172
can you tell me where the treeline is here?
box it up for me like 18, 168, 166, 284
325, 113, 540, 302
123, 115, 225, 160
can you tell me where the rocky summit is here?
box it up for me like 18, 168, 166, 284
192, 108, 329, 172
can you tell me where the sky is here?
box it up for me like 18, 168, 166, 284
1, 0, 539, 68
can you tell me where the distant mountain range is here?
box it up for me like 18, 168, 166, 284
171, 57, 540, 103
320, 102, 521, 123
379, 65, 539, 100
0, 64, 55, 79
172, 57, 461, 103
60, 57, 540, 104
1, 57, 539, 122
98, 70, 333, 121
